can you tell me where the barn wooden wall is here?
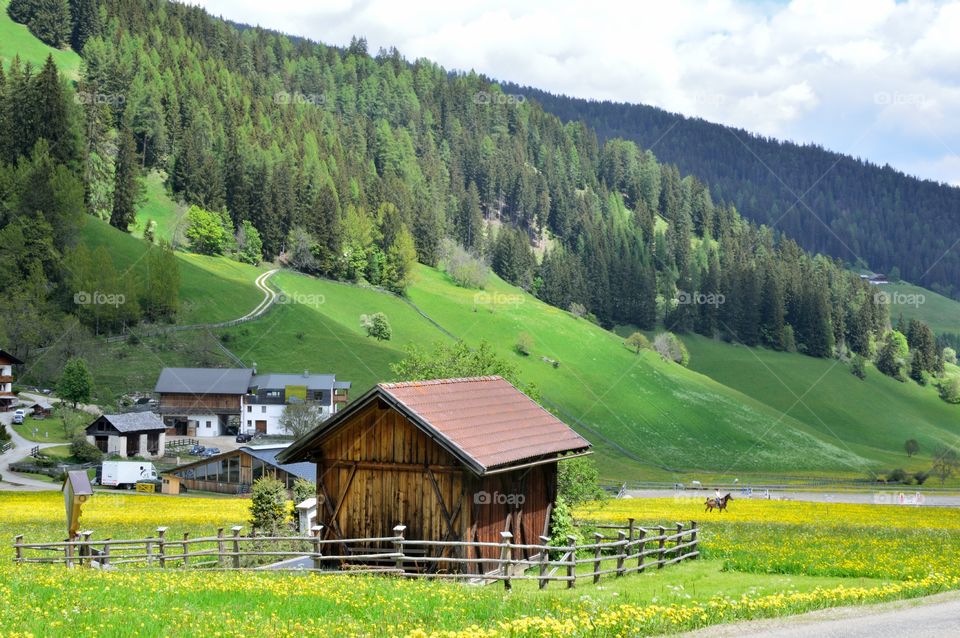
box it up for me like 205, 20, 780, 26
310, 398, 558, 572
315, 401, 469, 546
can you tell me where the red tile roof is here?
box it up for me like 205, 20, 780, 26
378, 377, 590, 471
279, 376, 591, 474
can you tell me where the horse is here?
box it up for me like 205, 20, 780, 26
704, 493, 733, 513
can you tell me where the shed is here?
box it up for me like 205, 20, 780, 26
172, 445, 316, 495
29, 400, 53, 418
160, 474, 181, 495
85, 413, 167, 459
277, 376, 591, 570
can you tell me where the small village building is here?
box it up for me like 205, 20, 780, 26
28, 400, 53, 419
172, 445, 316, 494
85, 413, 167, 459
277, 376, 592, 570
155, 368, 254, 437
160, 474, 181, 495
0, 349, 23, 412
243, 372, 351, 435
154, 368, 350, 437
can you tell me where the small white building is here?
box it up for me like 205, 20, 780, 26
154, 367, 350, 438
241, 372, 351, 436
85, 413, 166, 459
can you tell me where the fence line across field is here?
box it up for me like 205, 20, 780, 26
12, 520, 699, 590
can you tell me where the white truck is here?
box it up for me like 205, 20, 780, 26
100, 461, 159, 489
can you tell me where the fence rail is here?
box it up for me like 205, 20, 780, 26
12, 519, 699, 590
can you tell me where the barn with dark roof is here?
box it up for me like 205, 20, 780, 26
278, 376, 591, 569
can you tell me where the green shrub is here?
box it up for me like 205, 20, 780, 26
70, 437, 103, 464
250, 476, 289, 535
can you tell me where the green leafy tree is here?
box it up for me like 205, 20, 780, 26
904, 439, 920, 458
57, 357, 93, 408
141, 241, 180, 322
931, 446, 959, 486
236, 220, 263, 265
185, 205, 231, 255
70, 435, 103, 463
850, 353, 867, 380
876, 330, 909, 381
653, 332, 690, 367
249, 476, 289, 535
625, 331, 650, 354
557, 456, 606, 506
514, 332, 533, 356
361, 312, 392, 341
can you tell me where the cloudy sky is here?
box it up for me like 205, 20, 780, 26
192, 0, 960, 186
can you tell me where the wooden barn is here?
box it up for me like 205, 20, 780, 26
277, 376, 591, 571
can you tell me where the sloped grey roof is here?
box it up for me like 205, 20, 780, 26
241, 445, 315, 482
251, 373, 337, 391
95, 413, 166, 433
333, 380, 352, 390
155, 368, 254, 394
173, 444, 315, 483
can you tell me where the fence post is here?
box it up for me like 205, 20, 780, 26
566, 535, 577, 589
182, 532, 190, 568
80, 531, 93, 567
592, 532, 603, 584
499, 531, 513, 591
656, 525, 666, 569
393, 525, 407, 574
157, 527, 168, 569
637, 529, 647, 572
616, 530, 627, 577
216, 528, 225, 567
231, 526, 243, 569
101, 540, 111, 568
538, 535, 550, 590
65, 536, 74, 568
689, 520, 698, 559
675, 522, 684, 562
13, 535, 23, 565
311, 525, 324, 571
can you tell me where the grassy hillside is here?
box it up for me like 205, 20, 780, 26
132, 171, 185, 244
684, 334, 960, 473
80, 218, 265, 325
0, 0, 82, 78
215, 265, 866, 478
880, 281, 960, 336
62, 221, 960, 480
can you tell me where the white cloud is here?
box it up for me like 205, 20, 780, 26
189, 0, 960, 185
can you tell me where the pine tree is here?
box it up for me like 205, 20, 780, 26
110, 127, 143, 231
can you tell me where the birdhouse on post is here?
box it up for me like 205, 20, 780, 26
63, 470, 93, 539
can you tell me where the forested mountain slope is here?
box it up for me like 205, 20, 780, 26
506, 83, 960, 300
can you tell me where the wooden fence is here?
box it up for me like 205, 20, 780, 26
12, 520, 699, 589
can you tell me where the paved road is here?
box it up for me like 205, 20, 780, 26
677, 592, 960, 637
0, 410, 59, 491
625, 489, 960, 507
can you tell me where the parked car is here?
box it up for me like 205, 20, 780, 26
12, 409, 25, 425
235, 432, 253, 443
200, 447, 221, 458
189, 444, 206, 456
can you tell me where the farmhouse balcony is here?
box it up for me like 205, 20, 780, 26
0, 375, 13, 384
